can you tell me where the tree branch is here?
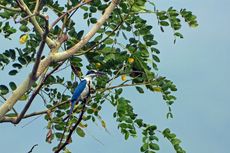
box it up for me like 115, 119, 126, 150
27, 144, 38, 153
50, 0, 92, 30
31, 14, 49, 80
0, 76, 150, 123
0, 62, 65, 123
0, 100, 69, 123
104, 82, 155, 91
52, 0, 120, 62
55, 102, 87, 153
0, 0, 119, 121
0, 4, 21, 12
0, 95, 18, 115
15, 13, 37, 24
16, 0, 56, 48
33, 0, 40, 14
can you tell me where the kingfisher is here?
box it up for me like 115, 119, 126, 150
64, 70, 104, 121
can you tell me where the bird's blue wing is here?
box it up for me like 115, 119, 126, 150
69, 79, 87, 115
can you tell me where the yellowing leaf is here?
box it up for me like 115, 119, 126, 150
76, 127, 85, 137
153, 87, 162, 92
19, 94, 28, 101
101, 120, 106, 129
79, 122, 87, 128
95, 62, 101, 69
19, 34, 29, 44
121, 75, 126, 81
128, 57, 134, 64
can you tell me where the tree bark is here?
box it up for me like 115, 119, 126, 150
0, 0, 120, 120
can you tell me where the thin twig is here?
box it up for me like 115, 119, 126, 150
23, 99, 68, 119
104, 82, 155, 91
50, 0, 92, 30
22, 115, 42, 128
75, 13, 130, 56
27, 144, 38, 153
15, 13, 37, 23
38, 93, 47, 105
55, 101, 87, 153
0, 4, 21, 12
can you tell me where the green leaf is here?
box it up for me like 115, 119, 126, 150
149, 143, 160, 150
76, 127, 85, 137
115, 88, 123, 95
8, 69, 18, 75
0, 12, 11, 19
160, 21, 169, 26
54, 124, 64, 131
8, 49, 16, 60
149, 135, 159, 141
174, 32, 184, 38
18, 57, 27, 65
98, 4, 108, 10
64, 148, 71, 153
136, 86, 144, 93
19, 94, 28, 101
140, 143, 148, 152
90, 6, 97, 13
12, 63, 22, 69
125, 132, 129, 140
171, 138, 181, 145
90, 18, 97, 24
0, 85, 9, 95
19, 25, 30, 32
152, 55, 160, 63
135, 119, 143, 127
163, 128, 170, 136
55, 132, 62, 139
9, 82, 16, 90
76, 30, 84, 40
104, 38, 114, 45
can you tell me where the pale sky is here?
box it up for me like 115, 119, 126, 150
0, 0, 230, 153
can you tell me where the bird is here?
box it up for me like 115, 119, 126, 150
63, 70, 105, 121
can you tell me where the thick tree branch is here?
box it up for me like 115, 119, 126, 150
52, 0, 120, 62
0, 0, 119, 121
0, 62, 64, 123
16, 62, 64, 124
0, 95, 18, 115
33, 0, 40, 14
16, 0, 56, 48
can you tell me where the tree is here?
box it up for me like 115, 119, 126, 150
0, 0, 198, 152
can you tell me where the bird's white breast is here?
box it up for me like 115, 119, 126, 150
79, 77, 93, 100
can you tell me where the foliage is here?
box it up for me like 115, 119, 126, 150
0, 0, 198, 152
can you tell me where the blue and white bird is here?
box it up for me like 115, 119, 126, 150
64, 70, 104, 121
